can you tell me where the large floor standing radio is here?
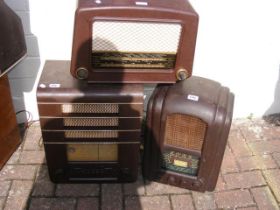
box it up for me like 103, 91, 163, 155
143, 76, 234, 192
37, 61, 143, 183
0, 75, 21, 170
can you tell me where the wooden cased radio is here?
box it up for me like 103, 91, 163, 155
143, 76, 234, 192
37, 61, 143, 183
70, 0, 199, 83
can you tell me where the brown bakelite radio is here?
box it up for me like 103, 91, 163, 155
70, 0, 199, 83
143, 76, 234, 192
37, 61, 143, 183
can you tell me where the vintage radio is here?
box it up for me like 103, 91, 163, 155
37, 60, 143, 183
70, 0, 199, 83
143, 76, 234, 192
0, 75, 21, 170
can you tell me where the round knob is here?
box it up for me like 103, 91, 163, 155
76, 67, 89, 80
176, 69, 189, 81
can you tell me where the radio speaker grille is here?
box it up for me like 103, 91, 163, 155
63, 118, 119, 127
64, 130, 118, 139
92, 21, 182, 53
62, 104, 119, 114
164, 114, 207, 151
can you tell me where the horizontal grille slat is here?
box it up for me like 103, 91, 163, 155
62, 104, 119, 114
63, 118, 119, 127
64, 130, 119, 138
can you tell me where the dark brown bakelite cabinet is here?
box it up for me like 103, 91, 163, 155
70, 0, 199, 83
143, 76, 234, 192
37, 60, 143, 183
0, 75, 21, 170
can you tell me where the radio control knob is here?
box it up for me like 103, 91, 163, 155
76, 67, 89, 80
176, 69, 189, 81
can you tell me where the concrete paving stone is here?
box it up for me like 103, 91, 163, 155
228, 130, 253, 157
228, 128, 245, 141
29, 198, 76, 210
7, 180, 33, 196
19, 150, 45, 164
214, 175, 227, 191
251, 118, 268, 127
0, 165, 37, 180
171, 194, 195, 210
4, 180, 33, 210
77, 198, 99, 210
192, 192, 216, 210
232, 118, 254, 128
6, 147, 21, 165
248, 140, 280, 155
22, 126, 42, 151
261, 126, 280, 140
272, 152, 280, 167
241, 121, 280, 141
263, 169, 280, 202
229, 121, 240, 131
32, 165, 55, 197
214, 189, 255, 209
125, 195, 171, 210
0, 181, 11, 197
237, 207, 258, 210
145, 181, 189, 196
124, 176, 145, 196
223, 171, 266, 190
221, 147, 239, 174
32, 180, 55, 197
0, 198, 5, 210
239, 124, 265, 141
237, 155, 278, 171
101, 184, 122, 210
28, 198, 53, 210
56, 183, 100, 197
1, 117, 279, 210
251, 186, 279, 210
34, 165, 51, 182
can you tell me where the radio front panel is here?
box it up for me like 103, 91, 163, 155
143, 76, 234, 192
91, 21, 181, 69
37, 61, 144, 183
70, 0, 199, 83
44, 142, 139, 182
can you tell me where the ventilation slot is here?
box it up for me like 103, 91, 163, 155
64, 130, 118, 139
63, 118, 119, 127
62, 104, 119, 114
164, 114, 207, 151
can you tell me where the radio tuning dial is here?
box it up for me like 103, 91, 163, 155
76, 67, 89, 80
176, 69, 189, 81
